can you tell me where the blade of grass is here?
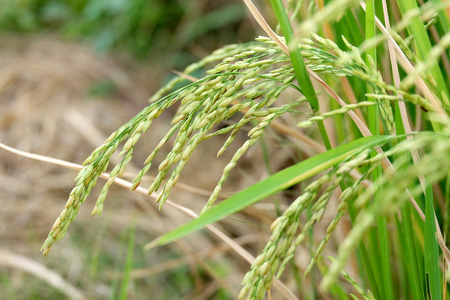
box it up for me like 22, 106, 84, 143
269, 0, 319, 111
375, 216, 394, 298
446, 176, 450, 256
89, 214, 113, 281
146, 135, 394, 249
365, 1, 395, 299
401, 201, 425, 300
424, 186, 443, 300
395, 215, 411, 299
347, 201, 381, 299
119, 220, 136, 300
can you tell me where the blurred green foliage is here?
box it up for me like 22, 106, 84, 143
0, 0, 250, 63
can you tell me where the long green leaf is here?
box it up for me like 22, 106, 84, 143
119, 221, 136, 300
424, 186, 442, 300
147, 135, 393, 249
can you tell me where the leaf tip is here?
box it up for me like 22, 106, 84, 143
144, 238, 161, 251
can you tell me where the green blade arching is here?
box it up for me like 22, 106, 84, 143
147, 135, 394, 249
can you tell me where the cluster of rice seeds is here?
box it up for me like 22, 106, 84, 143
41, 132, 129, 254
370, 45, 432, 115
257, 35, 350, 77
376, 137, 450, 214
332, 37, 396, 131
41, 101, 173, 254
149, 42, 264, 102
238, 170, 342, 299
274, 149, 372, 278
153, 126, 214, 209
304, 34, 400, 129
201, 95, 303, 214
138, 47, 297, 207
263, 33, 431, 115
239, 190, 318, 300
351, 67, 434, 112
45, 34, 394, 255
91, 106, 167, 216
300, 44, 350, 77
276, 149, 390, 284
41, 93, 182, 255
141, 86, 213, 188
351, 1, 447, 102
304, 35, 402, 129
346, 133, 436, 206
304, 151, 375, 277
40, 160, 100, 253
147, 124, 193, 196
144, 89, 268, 204
41, 162, 102, 255
275, 175, 339, 278
297, 101, 376, 128
157, 52, 303, 212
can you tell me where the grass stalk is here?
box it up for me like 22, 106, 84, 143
365, 1, 394, 299
269, 0, 319, 112
424, 186, 442, 300
347, 202, 381, 299
119, 221, 136, 300
269, 0, 335, 159
401, 202, 424, 300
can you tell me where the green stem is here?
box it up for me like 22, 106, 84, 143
347, 202, 382, 299
270, 0, 319, 112
317, 120, 332, 150
424, 185, 442, 300
366, 1, 394, 299
401, 203, 424, 299
270, 0, 333, 159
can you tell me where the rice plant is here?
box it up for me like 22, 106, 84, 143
40, 0, 450, 299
